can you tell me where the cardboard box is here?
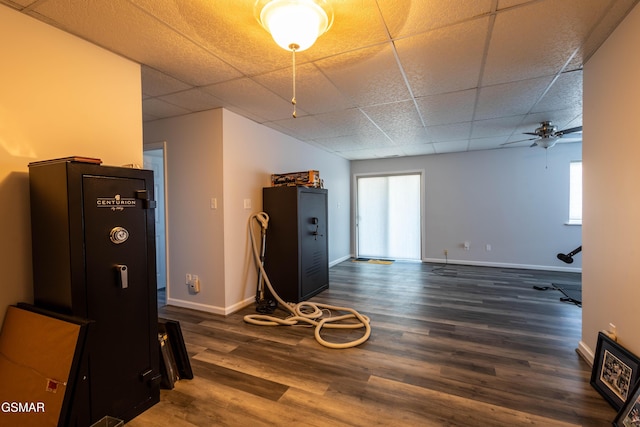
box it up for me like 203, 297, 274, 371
271, 170, 322, 188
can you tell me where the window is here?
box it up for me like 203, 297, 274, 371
568, 161, 582, 224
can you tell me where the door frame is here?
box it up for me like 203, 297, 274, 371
143, 141, 170, 299
353, 170, 425, 261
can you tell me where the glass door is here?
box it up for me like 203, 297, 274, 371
356, 173, 421, 260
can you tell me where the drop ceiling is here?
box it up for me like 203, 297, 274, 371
6, 0, 638, 160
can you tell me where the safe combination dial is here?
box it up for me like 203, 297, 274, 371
110, 226, 130, 244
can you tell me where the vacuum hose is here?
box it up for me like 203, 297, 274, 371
243, 212, 371, 349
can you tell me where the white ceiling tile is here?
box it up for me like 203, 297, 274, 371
157, 88, 224, 112
416, 89, 477, 126
313, 132, 391, 151
269, 115, 336, 140
315, 109, 380, 138
253, 63, 354, 115
386, 126, 431, 146
141, 66, 192, 97
338, 146, 407, 160
378, 0, 494, 39
6, 0, 38, 7
433, 140, 470, 154
361, 101, 423, 133
129, 0, 294, 75
531, 70, 583, 113
475, 77, 552, 121
426, 122, 472, 142
400, 144, 436, 156
18, 0, 632, 160
315, 43, 411, 106
223, 105, 269, 124
497, 0, 530, 8
302, 0, 391, 59
142, 97, 191, 118
333, 150, 379, 161
471, 115, 526, 139
468, 136, 509, 150
203, 78, 296, 121
31, 0, 242, 86
483, 0, 611, 86
396, 18, 488, 97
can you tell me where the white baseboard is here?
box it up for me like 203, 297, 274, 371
330, 254, 353, 267
422, 257, 582, 273
166, 296, 254, 316
576, 340, 594, 366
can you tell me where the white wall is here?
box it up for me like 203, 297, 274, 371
581, 3, 640, 359
351, 143, 583, 271
143, 108, 351, 314
0, 5, 143, 326
143, 110, 226, 313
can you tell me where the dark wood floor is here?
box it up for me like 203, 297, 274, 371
129, 261, 615, 426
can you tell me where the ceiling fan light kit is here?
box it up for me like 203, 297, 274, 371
501, 120, 582, 150
255, 0, 334, 118
256, 0, 333, 52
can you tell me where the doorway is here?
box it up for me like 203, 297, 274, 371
356, 173, 422, 261
143, 143, 168, 305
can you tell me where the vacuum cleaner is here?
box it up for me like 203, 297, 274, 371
533, 246, 583, 306
557, 246, 581, 264
252, 212, 277, 314
245, 212, 371, 349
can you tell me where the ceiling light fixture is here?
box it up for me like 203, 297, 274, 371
256, 0, 333, 118
536, 136, 559, 149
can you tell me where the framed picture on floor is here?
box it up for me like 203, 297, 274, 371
613, 380, 640, 427
591, 332, 640, 411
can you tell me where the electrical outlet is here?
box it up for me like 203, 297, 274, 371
189, 274, 201, 293
608, 323, 617, 339
186, 273, 200, 293
444, 249, 448, 256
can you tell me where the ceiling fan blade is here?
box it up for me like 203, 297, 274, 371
530, 141, 538, 148
500, 137, 536, 146
556, 136, 582, 143
523, 132, 539, 136
558, 126, 582, 135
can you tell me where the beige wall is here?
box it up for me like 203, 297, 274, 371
581, 3, 640, 359
220, 109, 351, 310
0, 5, 143, 326
144, 108, 351, 314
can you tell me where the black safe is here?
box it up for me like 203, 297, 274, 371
29, 158, 160, 425
262, 186, 329, 302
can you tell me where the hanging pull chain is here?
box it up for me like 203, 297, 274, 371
289, 43, 299, 118
545, 147, 548, 170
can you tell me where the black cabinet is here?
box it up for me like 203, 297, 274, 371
262, 186, 329, 302
29, 158, 160, 425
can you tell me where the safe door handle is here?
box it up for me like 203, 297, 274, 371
115, 264, 128, 289
311, 217, 324, 240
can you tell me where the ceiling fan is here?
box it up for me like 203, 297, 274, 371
502, 121, 583, 149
